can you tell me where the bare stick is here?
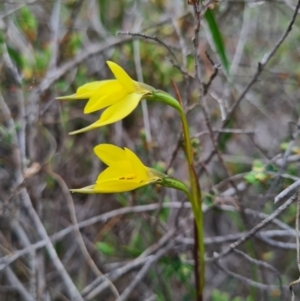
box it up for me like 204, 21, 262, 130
117, 31, 178, 63
200, 0, 300, 172
115, 243, 173, 301
82, 243, 174, 300
5, 267, 36, 301
11, 220, 37, 299
208, 194, 297, 262
215, 261, 282, 291
226, 0, 300, 127
45, 167, 120, 299
233, 249, 283, 296
275, 179, 300, 203
0, 91, 84, 301
36, 36, 131, 95
132, 19, 152, 146
3, 200, 296, 269
0, 202, 192, 270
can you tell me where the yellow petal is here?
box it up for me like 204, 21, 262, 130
84, 81, 126, 113
98, 93, 141, 126
77, 81, 110, 96
70, 185, 96, 194
124, 148, 148, 180
68, 123, 100, 135
71, 176, 157, 193
107, 61, 135, 92
56, 81, 108, 100
56, 93, 81, 100
96, 163, 143, 184
69, 94, 141, 134
94, 180, 147, 193
94, 144, 126, 165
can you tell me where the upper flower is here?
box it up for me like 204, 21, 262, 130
57, 61, 154, 135
70, 144, 163, 193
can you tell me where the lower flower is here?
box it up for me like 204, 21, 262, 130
70, 144, 164, 193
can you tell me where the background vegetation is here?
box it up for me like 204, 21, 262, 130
1, 0, 300, 300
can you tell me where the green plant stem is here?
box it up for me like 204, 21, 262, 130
160, 175, 191, 197
179, 107, 205, 298
148, 91, 205, 299
194, 220, 201, 301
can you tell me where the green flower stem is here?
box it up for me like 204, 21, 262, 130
149, 167, 191, 197
147, 91, 205, 297
146, 91, 183, 112
160, 175, 191, 198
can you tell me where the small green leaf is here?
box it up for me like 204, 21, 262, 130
205, 9, 230, 75
95, 242, 115, 256
255, 172, 268, 182
35, 49, 51, 72
0, 30, 4, 44
232, 297, 243, 301
160, 207, 170, 222
211, 289, 230, 301
7, 46, 23, 69
280, 142, 289, 151
244, 172, 258, 184
69, 33, 82, 51
203, 193, 214, 206
129, 228, 144, 251
115, 194, 129, 206
19, 7, 37, 31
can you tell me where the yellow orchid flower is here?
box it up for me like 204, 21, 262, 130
57, 61, 154, 135
70, 144, 163, 193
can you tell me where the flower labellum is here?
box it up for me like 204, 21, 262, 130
70, 144, 163, 193
57, 61, 154, 135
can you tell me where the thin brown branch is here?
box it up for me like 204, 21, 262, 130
200, 0, 300, 172
208, 194, 297, 262
117, 31, 178, 63
45, 166, 120, 299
